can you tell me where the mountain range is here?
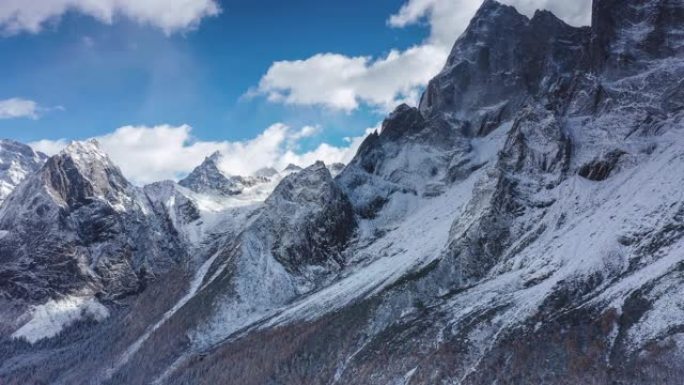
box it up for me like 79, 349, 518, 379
0, 0, 683, 383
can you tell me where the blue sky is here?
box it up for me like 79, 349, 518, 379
0, 0, 591, 183
0, 1, 419, 143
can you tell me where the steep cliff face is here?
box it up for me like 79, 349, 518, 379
0, 139, 47, 205
420, 0, 591, 133
156, 0, 684, 383
1, 0, 683, 384
0, 141, 186, 304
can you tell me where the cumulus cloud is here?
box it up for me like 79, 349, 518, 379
0, 98, 41, 119
255, 46, 447, 112
30, 123, 373, 185
0, 0, 220, 35
254, 0, 591, 112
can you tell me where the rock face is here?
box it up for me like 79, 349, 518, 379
262, 161, 355, 277
179, 151, 259, 196
0, 141, 186, 303
591, 0, 684, 74
1, 0, 684, 384
0, 139, 47, 205
420, 0, 591, 133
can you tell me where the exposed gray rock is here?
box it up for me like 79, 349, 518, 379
0, 140, 186, 303
0, 139, 47, 206
420, 0, 591, 130
2, 0, 684, 384
179, 151, 266, 196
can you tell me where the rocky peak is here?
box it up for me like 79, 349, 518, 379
268, 161, 330, 202
40, 140, 130, 210
262, 161, 355, 275
420, 0, 590, 126
253, 166, 279, 178
380, 104, 425, 141
179, 152, 245, 195
282, 163, 303, 173
0, 140, 187, 302
0, 139, 47, 205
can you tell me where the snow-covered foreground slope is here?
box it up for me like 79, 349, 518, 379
1, 0, 683, 384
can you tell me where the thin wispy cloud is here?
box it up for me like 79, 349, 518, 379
0, 98, 40, 119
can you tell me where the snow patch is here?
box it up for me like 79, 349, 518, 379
12, 296, 109, 343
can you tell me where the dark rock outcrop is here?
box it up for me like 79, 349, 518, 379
0, 141, 186, 302
0, 139, 47, 205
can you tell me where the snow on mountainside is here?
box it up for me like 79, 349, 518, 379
0, 139, 47, 205
0, 140, 188, 334
1, 0, 684, 384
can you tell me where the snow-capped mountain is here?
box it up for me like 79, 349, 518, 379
179, 151, 265, 196
0, 141, 188, 317
1, 0, 683, 384
0, 139, 47, 205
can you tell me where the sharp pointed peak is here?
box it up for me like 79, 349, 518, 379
309, 160, 326, 169
283, 163, 304, 173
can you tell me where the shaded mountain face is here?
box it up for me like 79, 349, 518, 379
0, 141, 186, 304
1, 0, 684, 384
178, 152, 260, 196
591, 0, 684, 74
0, 140, 47, 205
420, 0, 591, 134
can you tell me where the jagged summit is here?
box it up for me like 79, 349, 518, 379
420, 0, 591, 129
0, 138, 186, 304
0, 139, 47, 205
282, 163, 303, 173
178, 151, 246, 195
0, 138, 46, 162
62, 138, 104, 155
1, 0, 684, 384
253, 166, 279, 178
591, 0, 684, 74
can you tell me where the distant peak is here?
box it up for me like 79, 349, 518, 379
0, 138, 40, 157
283, 163, 303, 173
529, 8, 568, 28
253, 166, 279, 178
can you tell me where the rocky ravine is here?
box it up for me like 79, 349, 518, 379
1, 0, 683, 384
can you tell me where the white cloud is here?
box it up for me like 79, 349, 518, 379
256, 46, 447, 112
0, 98, 40, 119
254, 0, 591, 112
0, 0, 220, 35
30, 123, 374, 185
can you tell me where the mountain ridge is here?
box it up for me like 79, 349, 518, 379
1, 0, 683, 383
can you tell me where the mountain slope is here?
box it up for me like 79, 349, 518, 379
157, 1, 684, 384
0, 0, 683, 384
0, 141, 191, 341
0, 139, 47, 206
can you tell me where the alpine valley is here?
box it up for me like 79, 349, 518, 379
1, 0, 684, 384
